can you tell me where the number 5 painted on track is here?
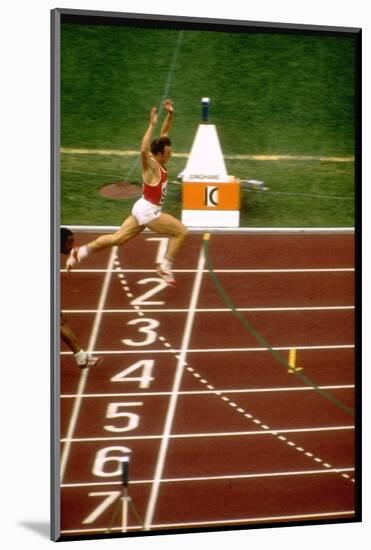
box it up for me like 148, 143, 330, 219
103, 402, 143, 433
122, 318, 159, 347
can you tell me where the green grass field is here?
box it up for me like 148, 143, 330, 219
60, 23, 356, 227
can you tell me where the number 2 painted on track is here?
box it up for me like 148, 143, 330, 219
122, 318, 159, 347
131, 278, 167, 306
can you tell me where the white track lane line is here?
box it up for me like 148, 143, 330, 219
63, 305, 355, 313
60, 247, 117, 482
60, 425, 354, 443
60, 384, 354, 398
60, 510, 355, 534
143, 241, 206, 530
60, 344, 354, 355
61, 467, 355, 487
60, 267, 355, 274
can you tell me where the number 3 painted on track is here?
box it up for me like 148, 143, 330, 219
121, 318, 160, 347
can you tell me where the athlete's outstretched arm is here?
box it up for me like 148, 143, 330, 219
161, 99, 174, 136
141, 106, 158, 172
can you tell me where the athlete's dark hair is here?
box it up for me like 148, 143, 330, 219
150, 136, 171, 155
60, 227, 73, 248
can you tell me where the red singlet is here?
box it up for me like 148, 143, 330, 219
143, 158, 168, 206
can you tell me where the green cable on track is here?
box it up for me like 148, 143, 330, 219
202, 235, 354, 417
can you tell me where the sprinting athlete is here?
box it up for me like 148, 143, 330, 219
61, 227, 103, 369
66, 99, 188, 286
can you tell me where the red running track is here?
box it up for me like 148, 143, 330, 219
58, 231, 357, 539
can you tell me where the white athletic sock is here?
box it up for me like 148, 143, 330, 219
161, 256, 174, 272
77, 245, 90, 261
74, 349, 87, 365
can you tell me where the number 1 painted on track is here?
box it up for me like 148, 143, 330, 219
146, 237, 168, 264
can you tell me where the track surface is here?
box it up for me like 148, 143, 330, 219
59, 231, 356, 538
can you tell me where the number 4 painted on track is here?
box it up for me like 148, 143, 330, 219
110, 360, 155, 388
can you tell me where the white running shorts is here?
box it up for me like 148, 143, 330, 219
132, 197, 161, 226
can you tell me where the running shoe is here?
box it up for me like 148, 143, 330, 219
156, 265, 176, 287
79, 355, 104, 369
66, 247, 79, 272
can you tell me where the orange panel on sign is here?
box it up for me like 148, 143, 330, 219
182, 182, 240, 210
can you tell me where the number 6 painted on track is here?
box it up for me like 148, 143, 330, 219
92, 446, 132, 477
122, 318, 160, 347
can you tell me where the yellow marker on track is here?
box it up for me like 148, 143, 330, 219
288, 348, 303, 374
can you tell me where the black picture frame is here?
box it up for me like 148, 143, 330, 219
51, 8, 361, 542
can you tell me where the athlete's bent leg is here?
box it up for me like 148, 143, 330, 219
60, 314, 103, 368
147, 213, 188, 260
60, 314, 81, 354
146, 213, 188, 285
66, 216, 144, 271
88, 215, 144, 251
